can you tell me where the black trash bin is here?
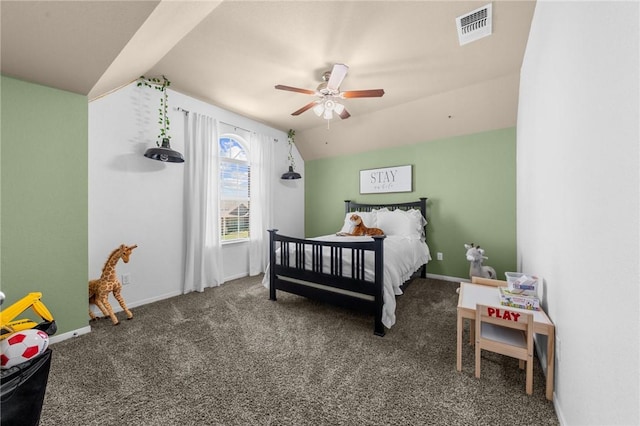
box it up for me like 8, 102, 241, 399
1, 348, 52, 426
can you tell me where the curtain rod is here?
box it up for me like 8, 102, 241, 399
176, 108, 278, 141
175, 109, 252, 134
220, 121, 252, 135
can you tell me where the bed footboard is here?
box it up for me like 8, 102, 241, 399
268, 229, 386, 336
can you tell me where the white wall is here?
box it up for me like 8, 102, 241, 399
517, 2, 639, 425
89, 82, 304, 309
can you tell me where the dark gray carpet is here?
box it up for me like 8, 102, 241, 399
40, 275, 558, 425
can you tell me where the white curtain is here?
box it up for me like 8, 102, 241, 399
183, 112, 223, 293
249, 132, 274, 275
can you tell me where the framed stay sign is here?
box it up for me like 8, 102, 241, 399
359, 165, 413, 194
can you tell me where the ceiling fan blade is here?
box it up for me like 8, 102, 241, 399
291, 101, 318, 116
326, 63, 349, 91
275, 85, 316, 95
341, 89, 385, 98
338, 108, 351, 120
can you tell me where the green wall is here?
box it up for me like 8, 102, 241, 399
305, 128, 516, 279
1, 75, 88, 336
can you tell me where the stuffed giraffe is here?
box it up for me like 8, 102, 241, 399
88, 244, 137, 325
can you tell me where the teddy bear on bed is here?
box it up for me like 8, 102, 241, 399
336, 214, 385, 236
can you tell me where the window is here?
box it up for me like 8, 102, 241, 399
219, 135, 250, 242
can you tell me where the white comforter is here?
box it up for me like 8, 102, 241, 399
262, 234, 431, 329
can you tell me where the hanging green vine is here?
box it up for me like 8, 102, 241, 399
137, 75, 171, 146
287, 129, 297, 170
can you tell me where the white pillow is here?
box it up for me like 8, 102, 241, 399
406, 208, 428, 229
376, 209, 426, 238
372, 207, 389, 214
339, 211, 376, 233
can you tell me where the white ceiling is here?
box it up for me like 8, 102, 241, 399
1, 0, 536, 160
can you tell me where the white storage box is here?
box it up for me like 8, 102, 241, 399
505, 272, 539, 292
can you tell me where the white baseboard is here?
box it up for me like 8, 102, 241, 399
426, 273, 469, 283
89, 290, 183, 318
554, 395, 566, 426
49, 325, 91, 344
59, 291, 185, 344
126, 290, 183, 309
223, 272, 249, 282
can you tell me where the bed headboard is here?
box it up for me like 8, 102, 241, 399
344, 197, 428, 240
344, 197, 428, 250
344, 198, 428, 218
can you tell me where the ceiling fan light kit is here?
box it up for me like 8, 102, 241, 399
313, 98, 345, 121
312, 103, 324, 117
275, 63, 384, 126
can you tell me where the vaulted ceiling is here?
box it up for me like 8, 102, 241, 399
1, 1, 536, 160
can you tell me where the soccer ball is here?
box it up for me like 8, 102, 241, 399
0, 329, 49, 369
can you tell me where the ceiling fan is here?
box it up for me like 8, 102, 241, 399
275, 63, 385, 121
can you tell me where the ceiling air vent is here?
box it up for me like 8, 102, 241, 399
456, 3, 492, 46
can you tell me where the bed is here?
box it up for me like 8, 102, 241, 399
263, 198, 431, 336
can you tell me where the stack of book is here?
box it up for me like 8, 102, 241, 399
499, 287, 540, 310
499, 273, 540, 310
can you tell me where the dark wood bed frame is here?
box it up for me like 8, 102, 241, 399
268, 198, 428, 336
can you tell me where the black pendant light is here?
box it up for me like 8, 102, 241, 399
144, 138, 184, 163
281, 129, 301, 180
138, 75, 184, 164
281, 165, 301, 180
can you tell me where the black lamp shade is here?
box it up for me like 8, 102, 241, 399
144, 138, 184, 163
281, 165, 301, 180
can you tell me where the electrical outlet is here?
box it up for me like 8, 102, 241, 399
121, 273, 131, 286
437, 252, 443, 261
556, 337, 561, 362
